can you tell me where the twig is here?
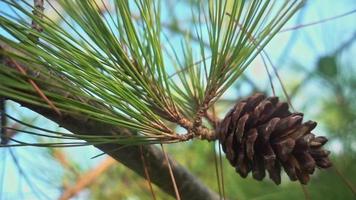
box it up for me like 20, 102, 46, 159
8, 59, 62, 116
9, 148, 50, 200
204, 110, 220, 129
52, 149, 80, 176
280, 8, 356, 32
333, 31, 356, 55
59, 157, 116, 200
300, 184, 311, 200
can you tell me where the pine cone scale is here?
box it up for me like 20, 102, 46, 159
217, 93, 332, 185
268, 162, 282, 185
262, 144, 276, 170
246, 128, 258, 160
252, 155, 266, 180
281, 156, 298, 181
236, 114, 249, 142
258, 117, 280, 142
272, 138, 295, 161
271, 114, 303, 137
295, 152, 316, 174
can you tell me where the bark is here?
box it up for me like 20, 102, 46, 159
0, 41, 220, 200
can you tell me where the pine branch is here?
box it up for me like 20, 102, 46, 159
0, 0, 306, 197
0, 40, 220, 200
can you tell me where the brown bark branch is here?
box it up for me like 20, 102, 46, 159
0, 41, 219, 200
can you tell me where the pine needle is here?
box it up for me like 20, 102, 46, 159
161, 144, 180, 200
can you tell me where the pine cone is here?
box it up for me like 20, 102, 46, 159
217, 93, 332, 185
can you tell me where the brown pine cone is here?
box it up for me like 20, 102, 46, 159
217, 93, 332, 185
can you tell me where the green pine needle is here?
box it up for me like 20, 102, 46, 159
0, 0, 304, 147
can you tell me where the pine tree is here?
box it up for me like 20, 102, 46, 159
0, 0, 333, 199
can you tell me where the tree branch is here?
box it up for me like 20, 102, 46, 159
0, 41, 219, 200
59, 157, 116, 200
